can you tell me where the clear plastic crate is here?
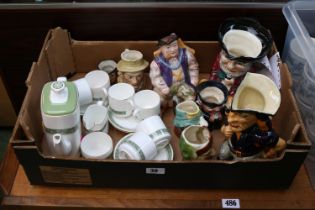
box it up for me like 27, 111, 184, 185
283, 0, 315, 144
283, 1, 315, 190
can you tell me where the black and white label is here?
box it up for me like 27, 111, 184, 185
222, 199, 240, 209
146, 168, 165, 174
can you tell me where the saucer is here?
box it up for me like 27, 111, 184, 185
113, 133, 174, 160
108, 111, 140, 133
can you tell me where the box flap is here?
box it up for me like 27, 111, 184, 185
45, 27, 75, 79
20, 61, 49, 144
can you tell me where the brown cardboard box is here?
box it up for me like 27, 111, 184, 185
10, 27, 311, 189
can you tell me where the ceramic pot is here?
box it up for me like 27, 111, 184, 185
41, 77, 81, 157
179, 125, 215, 160
195, 80, 228, 130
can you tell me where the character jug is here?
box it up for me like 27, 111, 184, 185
41, 77, 81, 157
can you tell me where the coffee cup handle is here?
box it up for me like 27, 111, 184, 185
101, 87, 108, 105
199, 116, 209, 127
133, 108, 141, 120
127, 99, 134, 111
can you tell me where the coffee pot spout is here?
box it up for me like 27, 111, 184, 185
52, 133, 72, 156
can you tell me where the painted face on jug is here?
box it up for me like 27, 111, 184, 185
118, 71, 144, 91
161, 40, 179, 60
219, 50, 251, 78
226, 110, 257, 133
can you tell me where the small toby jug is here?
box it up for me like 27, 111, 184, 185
41, 77, 81, 157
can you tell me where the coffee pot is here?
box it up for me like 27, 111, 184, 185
41, 77, 81, 157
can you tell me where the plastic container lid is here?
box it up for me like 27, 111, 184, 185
283, 0, 315, 76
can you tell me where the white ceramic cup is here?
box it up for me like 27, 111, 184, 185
85, 70, 110, 106
133, 90, 161, 121
98, 60, 117, 85
136, 115, 171, 150
117, 131, 157, 160
83, 104, 109, 133
98, 60, 117, 74
80, 132, 113, 160
73, 78, 93, 106
108, 83, 135, 118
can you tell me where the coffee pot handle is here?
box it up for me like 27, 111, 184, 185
53, 134, 72, 156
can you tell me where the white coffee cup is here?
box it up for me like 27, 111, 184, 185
83, 104, 109, 133
73, 78, 93, 106
80, 132, 113, 160
85, 70, 110, 106
133, 90, 161, 121
98, 60, 117, 85
108, 83, 135, 118
117, 131, 157, 160
136, 115, 171, 150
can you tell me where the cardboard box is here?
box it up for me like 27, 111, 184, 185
10, 27, 311, 189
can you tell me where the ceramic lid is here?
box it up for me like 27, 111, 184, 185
41, 78, 78, 116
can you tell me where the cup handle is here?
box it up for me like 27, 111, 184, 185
99, 87, 108, 106
133, 108, 141, 120
127, 99, 135, 116
199, 116, 209, 127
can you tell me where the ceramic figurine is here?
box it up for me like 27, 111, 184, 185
195, 80, 228, 130
179, 125, 216, 160
150, 33, 199, 107
170, 81, 196, 105
219, 73, 286, 160
117, 49, 149, 91
173, 100, 208, 137
210, 18, 273, 102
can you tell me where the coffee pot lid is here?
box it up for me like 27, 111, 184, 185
41, 77, 78, 116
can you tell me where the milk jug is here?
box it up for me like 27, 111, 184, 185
41, 77, 81, 157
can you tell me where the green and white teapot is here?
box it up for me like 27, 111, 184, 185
41, 77, 81, 157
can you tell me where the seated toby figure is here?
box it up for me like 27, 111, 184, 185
219, 73, 286, 160
149, 33, 199, 107
210, 17, 273, 101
